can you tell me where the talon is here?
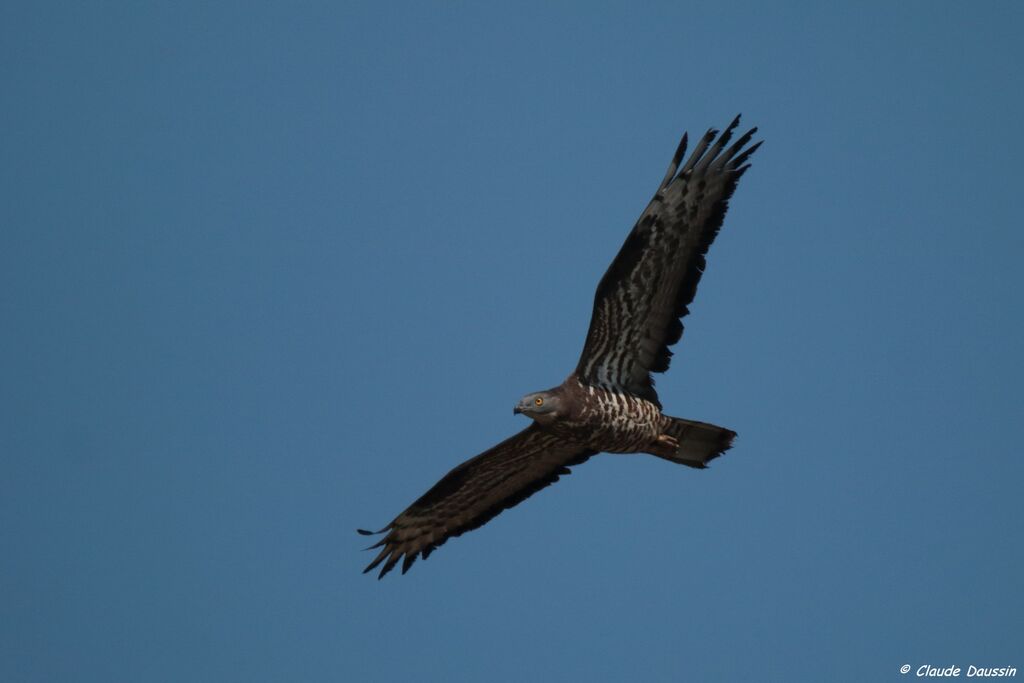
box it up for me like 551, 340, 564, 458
657, 434, 680, 450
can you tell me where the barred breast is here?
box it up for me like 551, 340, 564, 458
567, 380, 663, 453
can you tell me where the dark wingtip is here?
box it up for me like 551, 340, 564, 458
362, 538, 387, 551
733, 139, 764, 167
661, 131, 690, 188
356, 528, 375, 536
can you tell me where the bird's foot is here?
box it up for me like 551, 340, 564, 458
652, 433, 680, 457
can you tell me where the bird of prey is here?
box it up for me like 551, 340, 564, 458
359, 116, 761, 578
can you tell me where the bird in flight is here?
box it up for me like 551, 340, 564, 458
359, 116, 761, 578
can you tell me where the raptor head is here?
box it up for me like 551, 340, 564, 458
513, 389, 564, 424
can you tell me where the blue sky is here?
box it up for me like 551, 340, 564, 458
3, 2, 1023, 681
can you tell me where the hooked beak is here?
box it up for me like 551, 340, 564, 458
513, 405, 523, 415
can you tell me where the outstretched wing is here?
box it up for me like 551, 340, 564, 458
359, 425, 595, 579
576, 116, 761, 406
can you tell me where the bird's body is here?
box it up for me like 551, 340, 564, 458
542, 377, 663, 453
360, 116, 761, 578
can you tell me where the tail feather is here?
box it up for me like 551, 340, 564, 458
651, 417, 736, 469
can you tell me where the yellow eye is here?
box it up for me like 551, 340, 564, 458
534, 397, 544, 406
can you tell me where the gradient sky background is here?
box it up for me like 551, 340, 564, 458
3, 2, 1023, 681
